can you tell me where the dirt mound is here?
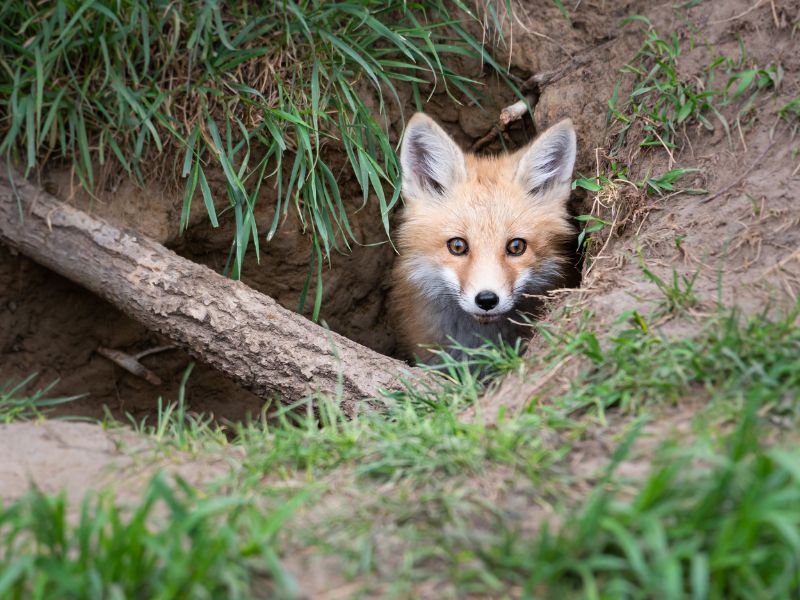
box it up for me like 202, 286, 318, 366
476, 0, 800, 418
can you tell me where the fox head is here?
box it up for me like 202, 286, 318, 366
395, 113, 576, 327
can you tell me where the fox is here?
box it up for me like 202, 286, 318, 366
390, 113, 578, 362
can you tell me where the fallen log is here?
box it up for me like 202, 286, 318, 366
0, 169, 420, 414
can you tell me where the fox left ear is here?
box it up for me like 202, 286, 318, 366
400, 113, 466, 201
515, 119, 576, 200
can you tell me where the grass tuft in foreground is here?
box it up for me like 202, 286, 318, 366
0, 374, 78, 423
466, 400, 800, 599
0, 473, 308, 598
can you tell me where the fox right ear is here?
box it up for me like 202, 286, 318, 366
515, 119, 576, 200
400, 113, 466, 200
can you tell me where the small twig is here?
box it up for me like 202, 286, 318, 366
97, 347, 164, 386
736, 119, 748, 152
769, 0, 780, 28
522, 355, 573, 407
763, 248, 800, 276
471, 99, 533, 151
700, 136, 779, 203
135, 344, 177, 360
584, 206, 620, 278
511, 8, 574, 59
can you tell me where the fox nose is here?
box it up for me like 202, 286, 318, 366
475, 291, 499, 311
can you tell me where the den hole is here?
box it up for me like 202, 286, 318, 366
1, 98, 585, 425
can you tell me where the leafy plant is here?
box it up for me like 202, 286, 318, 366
779, 97, 800, 122
574, 214, 611, 251
638, 167, 706, 196
727, 65, 781, 99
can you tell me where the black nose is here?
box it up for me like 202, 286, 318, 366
475, 290, 499, 311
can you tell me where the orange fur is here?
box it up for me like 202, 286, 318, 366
390, 114, 576, 362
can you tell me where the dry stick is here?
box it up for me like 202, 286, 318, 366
471, 100, 531, 151
96, 347, 164, 386
134, 344, 177, 360
0, 169, 423, 413
709, 0, 766, 24
519, 355, 572, 408
764, 248, 800, 276
770, 0, 780, 28
96, 345, 177, 385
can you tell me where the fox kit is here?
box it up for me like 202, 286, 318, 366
390, 113, 577, 362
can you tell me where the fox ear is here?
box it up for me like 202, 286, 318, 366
515, 119, 576, 199
400, 113, 466, 200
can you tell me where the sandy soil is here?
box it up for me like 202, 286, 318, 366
0, 421, 230, 505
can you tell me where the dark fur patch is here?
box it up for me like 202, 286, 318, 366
408, 132, 446, 195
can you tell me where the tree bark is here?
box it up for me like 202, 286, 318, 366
0, 169, 420, 414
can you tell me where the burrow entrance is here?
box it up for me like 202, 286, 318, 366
0, 0, 677, 422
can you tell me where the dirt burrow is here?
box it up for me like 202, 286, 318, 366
0, 0, 627, 421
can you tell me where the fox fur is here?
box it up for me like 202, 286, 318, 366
390, 113, 577, 362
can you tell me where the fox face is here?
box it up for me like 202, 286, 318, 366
391, 113, 577, 361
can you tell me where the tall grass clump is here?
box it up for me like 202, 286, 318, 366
471, 402, 800, 599
0, 1, 515, 316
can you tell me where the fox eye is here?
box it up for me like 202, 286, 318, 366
447, 237, 469, 256
506, 238, 527, 256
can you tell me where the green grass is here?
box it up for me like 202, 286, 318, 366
574, 17, 780, 260
552, 306, 800, 417
779, 97, 800, 123
609, 17, 780, 155
3, 300, 798, 596
0, 473, 307, 598
0, 374, 79, 423
463, 401, 800, 599
0, 0, 515, 318
3, 5, 800, 597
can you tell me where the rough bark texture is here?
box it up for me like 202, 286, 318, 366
0, 170, 420, 414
